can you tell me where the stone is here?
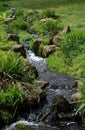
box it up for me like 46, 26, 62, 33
29, 9, 39, 15
71, 92, 81, 102
18, 82, 46, 108
52, 94, 72, 114
52, 35, 61, 46
38, 94, 72, 125
4, 17, 14, 24
15, 123, 28, 130
59, 25, 71, 35
34, 79, 49, 89
42, 45, 56, 57
32, 38, 41, 55
23, 61, 38, 77
7, 34, 20, 43
11, 44, 26, 58
40, 18, 52, 23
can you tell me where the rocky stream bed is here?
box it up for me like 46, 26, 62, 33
1, 50, 84, 130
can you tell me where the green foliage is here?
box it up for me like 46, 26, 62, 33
60, 32, 85, 64
0, 12, 9, 21
19, 32, 33, 43
72, 53, 85, 78
42, 9, 56, 18
13, 17, 28, 30
0, 83, 28, 123
0, 83, 23, 107
31, 20, 45, 35
0, 51, 23, 78
47, 51, 69, 74
15, 123, 27, 129
76, 80, 85, 119
42, 19, 61, 35
0, 51, 35, 82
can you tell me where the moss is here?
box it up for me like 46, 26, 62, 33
15, 123, 28, 130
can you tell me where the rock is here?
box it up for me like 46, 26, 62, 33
52, 35, 61, 46
23, 61, 38, 77
23, 40, 30, 49
32, 38, 41, 55
29, 9, 39, 15
34, 79, 49, 89
4, 17, 14, 24
41, 45, 56, 57
7, 34, 20, 44
52, 94, 72, 114
0, 71, 4, 80
38, 94, 72, 125
9, 8, 16, 18
15, 123, 28, 130
71, 92, 81, 102
11, 44, 26, 58
40, 18, 52, 23
59, 25, 71, 35
18, 82, 46, 108
72, 80, 80, 88
34, 38, 41, 43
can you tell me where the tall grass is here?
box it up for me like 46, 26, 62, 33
0, 51, 23, 78
0, 51, 35, 82
76, 80, 85, 121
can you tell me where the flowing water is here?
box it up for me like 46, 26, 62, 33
3, 50, 83, 130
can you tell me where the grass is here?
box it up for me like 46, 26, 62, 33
0, 0, 85, 31
0, 0, 85, 124
0, 51, 35, 82
76, 80, 85, 121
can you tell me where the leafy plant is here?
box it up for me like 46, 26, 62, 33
0, 51, 35, 82
42, 9, 56, 18
76, 80, 85, 121
72, 53, 85, 78
60, 32, 85, 64
0, 83, 29, 123
0, 51, 23, 78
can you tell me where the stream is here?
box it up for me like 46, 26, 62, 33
3, 50, 83, 130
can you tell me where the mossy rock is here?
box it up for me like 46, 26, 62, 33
52, 94, 72, 113
15, 123, 28, 130
41, 45, 56, 57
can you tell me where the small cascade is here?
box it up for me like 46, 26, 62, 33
3, 50, 82, 130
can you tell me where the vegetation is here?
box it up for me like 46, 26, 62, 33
0, 0, 85, 126
47, 31, 85, 79
0, 51, 35, 82
76, 81, 85, 121
0, 83, 28, 124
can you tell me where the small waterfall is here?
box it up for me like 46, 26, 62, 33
3, 50, 81, 130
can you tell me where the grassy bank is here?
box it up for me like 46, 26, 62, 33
0, 0, 85, 31
0, 0, 85, 125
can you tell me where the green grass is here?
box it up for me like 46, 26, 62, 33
0, 0, 85, 31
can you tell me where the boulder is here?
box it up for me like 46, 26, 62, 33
32, 38, 41, 55
11, 44, 26, 58
29, 9, 39, 15
18, 82, 46, 108
41, 45, 56, 57
40, 18, 52, 23
52, 95, 72, 114
71, 92, 81, 102
4, 17, 14, 24
34, 79, 49, 89
38, 94, 72, 125
52, 35, 61, 46
15, 123, 28, 130
23, 61, 38, 77
7, 34, 20, 44
59, 25, 71, 35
